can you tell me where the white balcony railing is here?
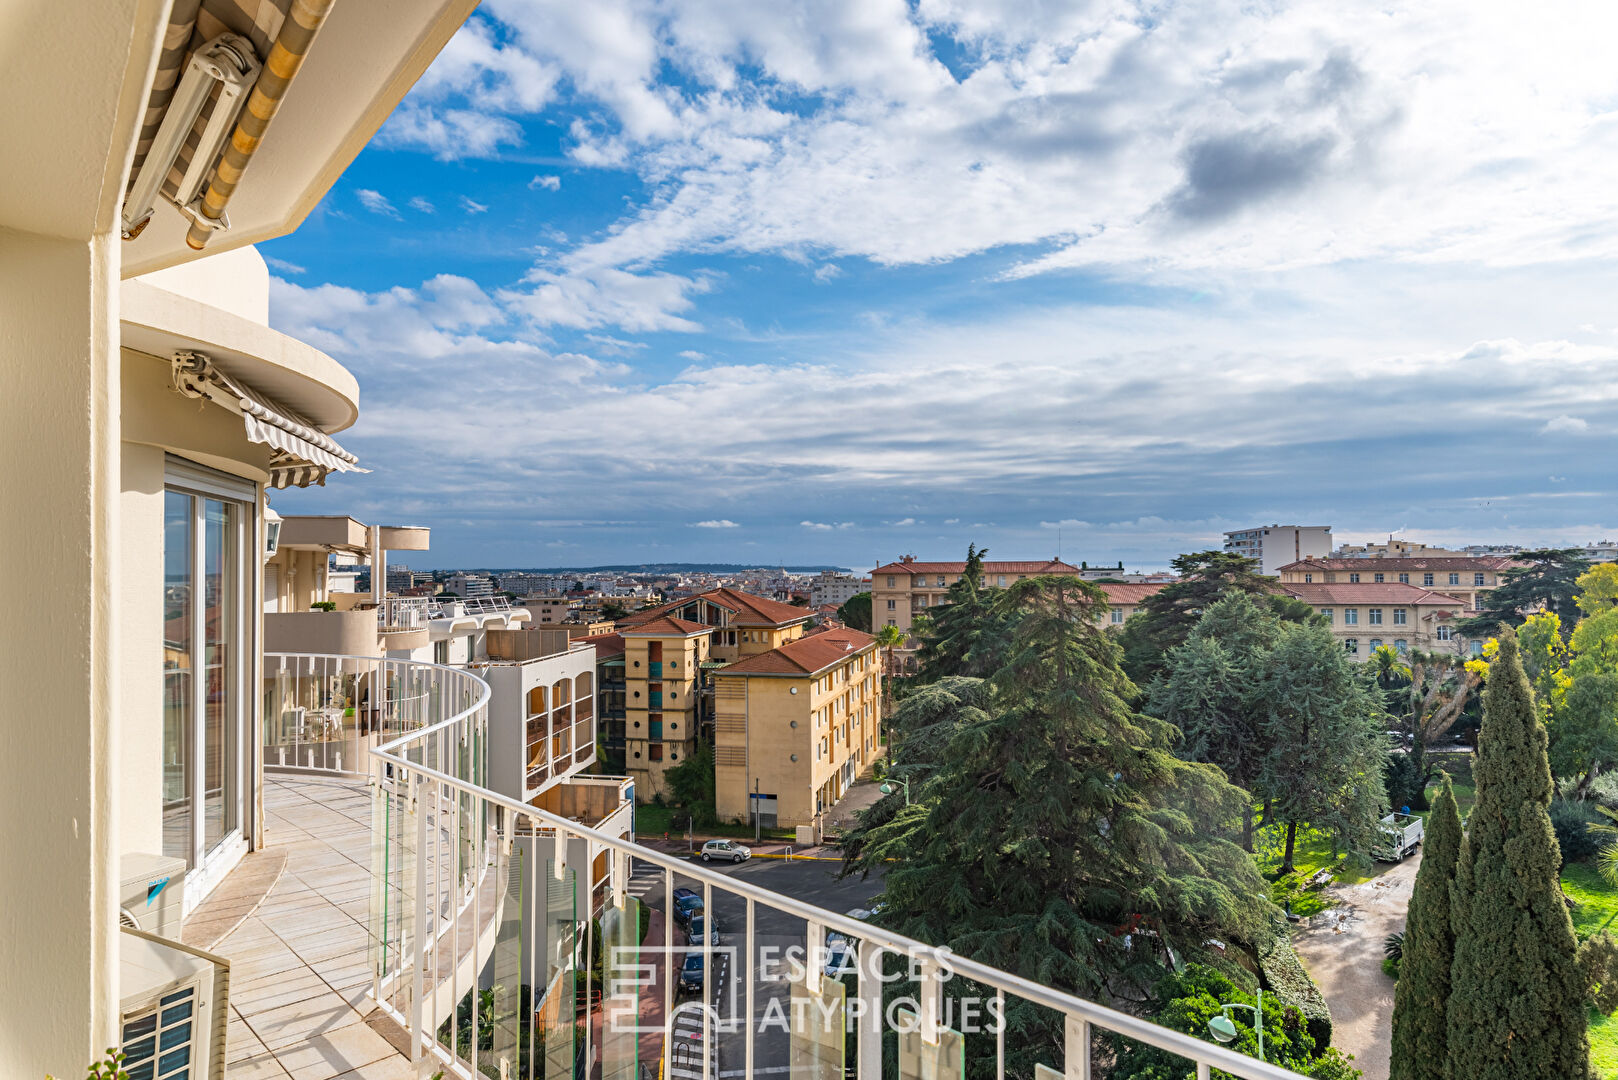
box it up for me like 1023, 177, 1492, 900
380, 596, 432, 631
366, 694, 1311, 1080
264, 652, 489, 775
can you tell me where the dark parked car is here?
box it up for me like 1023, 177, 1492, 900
679, 952, 704, 994
687, 914, 720, 947
674, 894, 705, 930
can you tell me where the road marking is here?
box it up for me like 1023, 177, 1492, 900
719, 1069, 790, 1077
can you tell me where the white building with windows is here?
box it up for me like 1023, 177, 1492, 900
1223, 524, 1334, 575
808, 570, 867, 607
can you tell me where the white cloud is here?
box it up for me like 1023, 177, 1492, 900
889, 518, 917, 527
679, 349, 707, 360
461, 196, 490, 215
692, 519, 739, 528
530, 175, 562, 191
264, 255, 305, 275
380, 107, 524, 160
355, 189, 400, 218
813, 264, 843, 284
409, 196, 436, 214
502, 267, 711, 332
801, 520, 855, 530
1542, 415, 1590, 435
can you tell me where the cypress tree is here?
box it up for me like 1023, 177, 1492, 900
1390, 773, 1462, 1080
1446, 630, 1592, 1079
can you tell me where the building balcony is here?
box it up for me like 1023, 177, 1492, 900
231, 652, 1308, 1080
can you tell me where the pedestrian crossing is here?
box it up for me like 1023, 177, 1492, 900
627, 858, 665, 899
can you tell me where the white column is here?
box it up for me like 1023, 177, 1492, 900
371, 525, 386, 607
0, 226, 123, 1076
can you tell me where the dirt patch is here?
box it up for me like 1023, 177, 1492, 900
1291, 853, 1421, 1080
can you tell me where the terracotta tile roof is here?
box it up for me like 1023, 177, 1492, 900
872, 559, 1080, 576
1280, 583, 1469, 606
1099, 583, 1167, 605
714, 628, 877, 676
578, 632, 624, 659
1279, 557, 1519, 572
619, 616, 711, 636
621, 586, 811, 629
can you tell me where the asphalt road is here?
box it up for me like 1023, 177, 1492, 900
627, 854, 885, 1079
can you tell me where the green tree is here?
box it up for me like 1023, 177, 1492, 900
1457, 548, 1590, 640
1116, 550, 1305, 686
663, 742, 716, 825
1576, 563, 1618, 617
1256, 621, 1389, 872
849, 576, 1274, 1075
1446, 630, 1593, 1080
1403, 652, 1481, 805
1149, 591, 1283, 849
836, 591, 872, 632
600, 600, 628, 620
1390, 774, 1463, 1080
914, 544, 1012, 681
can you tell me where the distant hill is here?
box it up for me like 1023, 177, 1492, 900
473, 563, 852, 575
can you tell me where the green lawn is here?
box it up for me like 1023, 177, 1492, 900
633, 804, 796, 843
1564, 862, 1618, 1077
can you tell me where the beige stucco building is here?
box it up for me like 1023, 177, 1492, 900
870, 556, 1081, 636
711, 627, 883, 828
1277, 556, 1516, 615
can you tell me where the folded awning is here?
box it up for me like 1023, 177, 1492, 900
173, 352, 367, 488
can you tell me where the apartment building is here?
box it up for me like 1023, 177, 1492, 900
870, 555, 1082, 635
1098, 583, 1167, 626
619, 617, 714, 797
526, 594, 583, 623
808, 569, 867, 608
1223, 524, 1334, 575
581, 632, 629, 770
1278, 582, 1474, 657
712, 627, 883, 828
446, 570, 494, 598
1277, 556, 1517, 613
623, 585, 815, 662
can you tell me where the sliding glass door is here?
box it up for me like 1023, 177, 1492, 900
162, 460, 252, 870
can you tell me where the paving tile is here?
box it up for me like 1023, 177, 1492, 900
250, 996, 366, 1050
273, 1023, 401, 1080
325, 1053, 417, 1080
226, 1052, 294, 1080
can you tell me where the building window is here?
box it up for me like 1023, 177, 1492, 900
1350, 573, 1361, 583
1370, 638, 1383, 650
1324, 572, 1336, 583
1471, 640, 1484, 656
886, 599, 896, 610
1424, 573, 1434, 586
1394, 639, 1408, 653
1449, 573, 1460, 585
1111, 608, 1123, 624
1475, 573, 1485, 586
886, 618, 896, 627
1344, 609, 1358, 625
937, 576, 946, 587
1369, 608, 1383, 625
1394, 608, 1407, 625
886, 576, 896, 587
997, 575, 1007, 587
1344, 638, 1359, 654
1437, 625, 1453, 641
1374, 572, 1384, 583
1304, 573, 1313, 583
1320, 608, 1333, 621
1398, 573, 1409, 584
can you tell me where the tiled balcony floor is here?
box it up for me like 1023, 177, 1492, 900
217, 775, 413, 1080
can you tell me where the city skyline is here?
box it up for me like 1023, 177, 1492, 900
265, 1, 1618, 567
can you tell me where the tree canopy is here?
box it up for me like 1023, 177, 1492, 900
836, 591, 872, 632
1456, 548, 1590, 639
1390, 773, 1463, 1080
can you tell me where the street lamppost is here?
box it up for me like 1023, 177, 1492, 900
1206, 989, 1263, 1061
879, 778, 910, 805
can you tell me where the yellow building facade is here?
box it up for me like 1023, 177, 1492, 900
711, 628, 883, 828
621, 617, 711, 798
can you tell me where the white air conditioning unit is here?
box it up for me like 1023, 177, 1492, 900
120, 852, 187, 939
119, 927, 229, 1080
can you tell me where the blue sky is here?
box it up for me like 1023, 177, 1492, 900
266, 0, 1618, 571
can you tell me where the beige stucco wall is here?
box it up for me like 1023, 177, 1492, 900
135, 245, 270, 324
119, 442, 165, 857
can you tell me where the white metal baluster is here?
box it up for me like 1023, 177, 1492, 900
584, 836, 595, 1077
1063, 1014, 1090, 1080
702, 881, 712, 1080
745, 898, 756, 1080
858, 944, 882, 1080
663, 866, 674, 1080
916, 954, 941, 1046
411, 777, 428, 1067
994, 989, 1005, 1080
528, 816, 540, 1080
1196, 1065, 1210, 1080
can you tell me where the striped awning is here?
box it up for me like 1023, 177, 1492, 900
173, 352, 366, 488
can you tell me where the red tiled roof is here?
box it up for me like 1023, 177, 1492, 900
1280, 583, 1469, 606
621, 586, 811, 628
619, 616, 711, 636
1099, 583, 1167, 605
1278, 557, 1519, 572
715, 628, 877, 676
578, 632, 624, 659
872, 559, 1080, 576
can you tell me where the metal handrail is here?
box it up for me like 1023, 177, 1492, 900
368, 704, 1309, 1080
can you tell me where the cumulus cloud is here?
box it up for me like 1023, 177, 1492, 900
813, 264, 843, 284
530, 175, 562, 191
692, 519, 739, 528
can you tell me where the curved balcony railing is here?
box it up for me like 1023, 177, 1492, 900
367, 704, 1310, 1080
263, 652, 490, 775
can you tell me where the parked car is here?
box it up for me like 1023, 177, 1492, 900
679, 952, 705, 994
823, 933, 855, 978
687, 914, 721, 947
701, 839, 751, 863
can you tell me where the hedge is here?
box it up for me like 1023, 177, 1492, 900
1258, 934, 1333, 1049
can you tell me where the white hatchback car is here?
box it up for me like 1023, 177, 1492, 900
700, 839, 752, 863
